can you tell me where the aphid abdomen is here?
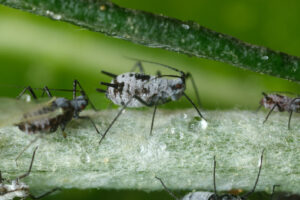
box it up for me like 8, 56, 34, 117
17, 118, 59, 134
106, 72, 177, 107
16, 99, 74, 134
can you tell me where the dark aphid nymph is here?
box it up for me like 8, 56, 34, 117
0, 147, 60, 199
97, 59, 206, 144
1, 80, 99, 161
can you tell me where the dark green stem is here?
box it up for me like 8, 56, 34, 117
1, 0, 300, 81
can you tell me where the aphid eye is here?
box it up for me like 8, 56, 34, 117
175, 84, 182, 89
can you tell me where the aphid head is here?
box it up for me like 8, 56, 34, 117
170, 78, 186, 101
260, 92, 275, 107
71, 95, 88, 112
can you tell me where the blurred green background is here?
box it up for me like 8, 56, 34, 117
0, 0, 299, 199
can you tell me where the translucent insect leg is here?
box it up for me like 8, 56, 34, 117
288, 111, 293, 130
17, 86, 38, 100
183, 93, 206, 120
29, 188, 61, 199
130, 61, 145, 73
263, 104, 278, 124
270, 185, 280, 200
155, 176, 180, 200
99, 98, 132, 145
150, 104, 158, 136
15, 137, 41, 166
73, 79, 97, 111
186, 72, 202, 108
16, 146, 38, 180
78, 116, 101, 135
242, 149, 264, 199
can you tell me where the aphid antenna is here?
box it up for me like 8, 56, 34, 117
29, 188, 61, 199
155, 176, 180, 200
124, 57, 185, 77
241, 149, 264, 199
263, 91, 300, 96
15, 136, 41, 166
16, 146, 38, 181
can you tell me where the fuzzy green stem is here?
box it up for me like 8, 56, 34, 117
0, 0, 300, 82
0, 110, 299, 194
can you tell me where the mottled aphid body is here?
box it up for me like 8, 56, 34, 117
97, 59, 205, 143
259, 92, 300, 129
106, 72, 185, 107
156, 150, 278, 200
0, 147, 59, 200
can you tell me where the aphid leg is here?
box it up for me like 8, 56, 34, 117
155, 176, 180, 200
156, 70, 162, 77
255, 104, 263, 113
78, 116, 101, 135
242, 149, 264, 199
288, 111, 293, 130
16, 146, 38, 181
60, 124, 67, 138
99, 99, 132, 144
183, 92, 206, 120
17, 86, 38, 100
132, 95, 158, 136
150, 104, 158, 136
270, 185, 280, 200
0, 171, 3, 183
41, 86, 53, 97
73, 79, 97, 111
186, 72, 202, 108
29, 188, 61, 199
15, 137, 40, 166
213, 156, 218, 197
130, 61, 145, 73
263, 104, 278, 124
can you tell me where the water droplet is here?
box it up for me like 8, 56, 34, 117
261, 56, 269, 60
181, 24, 190, 30
201, 119, 208, 130
171, 127, 176, 134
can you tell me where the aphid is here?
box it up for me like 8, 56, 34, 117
156, 150, 274, 200
0, 80, 99, 161
258, 92, 300, 129
97, 59, 205, 144
0, 147, 60, 199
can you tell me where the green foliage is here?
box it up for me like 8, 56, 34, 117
0, 0, 300, 82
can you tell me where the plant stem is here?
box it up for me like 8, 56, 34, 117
0, 110, 299, 194
0, 0, 300, 82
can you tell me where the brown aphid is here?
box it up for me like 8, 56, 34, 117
259, 92, 300, 129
